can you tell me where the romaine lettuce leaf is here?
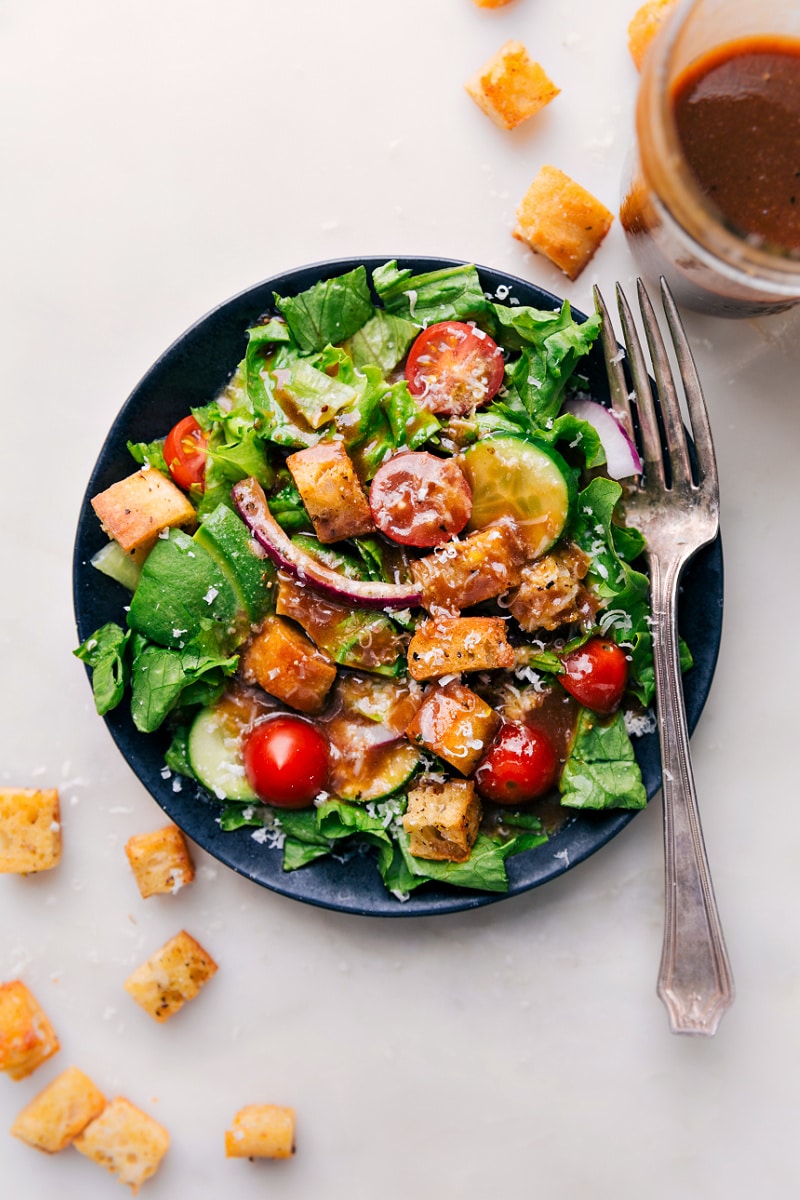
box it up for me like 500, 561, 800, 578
372, 261, 490, 326
74, 622, 131, 715
559, 708, 647, 810
275, 266, 375, 354
345, 309, 418, 374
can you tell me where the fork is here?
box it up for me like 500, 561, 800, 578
593, 277, 734, 1037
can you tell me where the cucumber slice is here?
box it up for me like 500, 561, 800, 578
325, 675, 422, 803
188, 702, 257, 802
91, 540, 145, 591
333, 741, 420, 804
462, 435, 575, 557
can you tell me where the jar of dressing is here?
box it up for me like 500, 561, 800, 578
621, 0, 800, 316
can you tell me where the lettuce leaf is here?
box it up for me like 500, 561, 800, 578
275, 266, 375, 354
372, 261, 490, 326
74, 622, 131, 715
560, 709, 647, 810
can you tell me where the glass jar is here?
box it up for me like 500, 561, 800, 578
621, 0, 800, 317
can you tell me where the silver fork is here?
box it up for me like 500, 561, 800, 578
594, 277, 734, 1037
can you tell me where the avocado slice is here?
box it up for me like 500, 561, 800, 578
195, 504, 275, 624
127, 528, 243, 652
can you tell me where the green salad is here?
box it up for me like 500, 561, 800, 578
77, 260, 672, 900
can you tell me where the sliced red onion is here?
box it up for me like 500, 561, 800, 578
563, 397, 643, 480
232, 477, 422, 610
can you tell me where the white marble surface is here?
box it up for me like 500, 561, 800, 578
3, 1, 800, 1196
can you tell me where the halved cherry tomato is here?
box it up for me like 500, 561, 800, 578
560, 637, 629, 714
405, 321, 505, 416
242, 714, 329, 808
164, 415, 208, 491
369, 451, 472, 547
473, 722, 558, 805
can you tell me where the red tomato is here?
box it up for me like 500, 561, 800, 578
164, 415, 208, 491
242, 714, 329, 808
369, 451, 472, 547
473, 722, 558, 805
405, 321, 505, 416
560, 638, 629, 714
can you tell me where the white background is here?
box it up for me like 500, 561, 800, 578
2, 1, 800, 1197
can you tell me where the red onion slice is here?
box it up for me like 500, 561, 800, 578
563, 397, 642, 480
232, 477, 422, 610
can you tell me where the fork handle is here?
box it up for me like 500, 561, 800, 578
649, 556, 735, 1036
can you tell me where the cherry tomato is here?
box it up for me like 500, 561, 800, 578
560, 637, 629, 714
369, 451, 472, 547
473, 722, 558, 805
164, 415, 208, 491
405, 321, 505, 416
242, 714, 329, 808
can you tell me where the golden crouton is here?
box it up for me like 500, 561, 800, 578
407, 616, 514, 680
628, 0, 678, 70
0, 980, 60, 1080
403, 779, 482, 863
410, 519, 528, 615
124, 930, 217, 1022
509, 544, 596, 632
513, 165, 614, 280
242, 616, 337, 714
124, 825, 195, 899
466, 40, 560, 131
73, 1096, 170, 1194
406, 679, 502, 775
286, 441, 375, 544
225, 1104, 296, 1159
11, 1065, 106, 1153
91, 467, 196, 553
0, 787, 61, 874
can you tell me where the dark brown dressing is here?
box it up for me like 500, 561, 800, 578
672, 36, 800, 255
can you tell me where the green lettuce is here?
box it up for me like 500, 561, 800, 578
74, 622, 131, 715
560, 709, 647, 810
275, 266, 375, 354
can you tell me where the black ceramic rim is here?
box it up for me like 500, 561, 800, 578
72, 256, 724, 918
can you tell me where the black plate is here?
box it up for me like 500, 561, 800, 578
73, 256, 723, 917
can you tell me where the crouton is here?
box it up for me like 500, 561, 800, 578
628, 0, 678, 71
0, 980, 60, 1080
242, 616, 337, 714
403, 779, 482, 862
90, 467, 196, 553
11, 1065, 106, 1153
0, 787, 61, 874
465, 40, 560, 131
406, 679, 502, 775
410, 519, 528, 615
225, 1104, 296, 1159
73, 1097, 170, 1194
509, 544, 598, 632
124, 825, 195, 899
124, 930, 217, 1022
286, 442, 375, 544
513, 165, 614, 280
407, 616, 514, 680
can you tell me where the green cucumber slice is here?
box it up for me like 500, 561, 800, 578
334, 741, 420, 804
462, 435, 576, 557
188, 703, 257, 802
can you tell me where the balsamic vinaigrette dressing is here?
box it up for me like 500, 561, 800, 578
672, 36, 800, 255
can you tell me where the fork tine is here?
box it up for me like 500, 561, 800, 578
660, 278, 719, 500
636, 279, 693, 486
615, 283, 664, 480
593, 284, 635, 442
